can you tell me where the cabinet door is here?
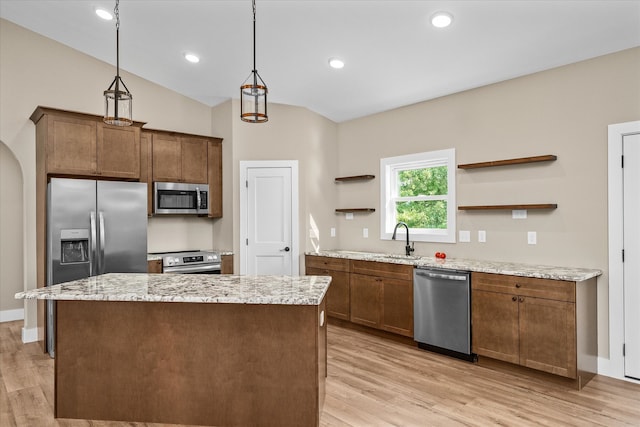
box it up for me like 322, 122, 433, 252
307, 267, 350, 321
471, 289, 519, 364
97, 124, 140, 179
147, 260, 162, 273
208, 140, 223, 218
152, 134, 182, 182
519, 296, 577, 378
180, 137, 208, 184
349, 273, 381, 328
221, 255, 234, 274
381, 278, 413, 337
46, 115, 97, 175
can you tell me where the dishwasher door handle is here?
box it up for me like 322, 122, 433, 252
415, 270, 468, 281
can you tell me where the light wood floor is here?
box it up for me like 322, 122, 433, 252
2, 319, 639, 426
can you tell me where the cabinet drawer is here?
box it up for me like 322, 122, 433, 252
350, 260, 413, 281
472, 272, 575, 302
305, 256, 349, 272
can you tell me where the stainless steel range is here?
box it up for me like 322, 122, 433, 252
151, 250, 221, 274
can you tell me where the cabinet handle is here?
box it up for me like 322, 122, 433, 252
512, 296, 517, 302
515, 283, 521, 288
519, 297, 524, 302
375, 278, 383, 282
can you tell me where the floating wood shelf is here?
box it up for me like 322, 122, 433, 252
335, 175, 375, 182
335, 208, 376, 213
458, 155, 557, 169
458, 204, 558, 211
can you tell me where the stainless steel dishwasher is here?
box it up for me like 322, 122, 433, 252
413, 267, 475, 361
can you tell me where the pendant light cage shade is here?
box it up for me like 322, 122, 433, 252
241, 71, 268, 123
103, 0, 132, 127
240, 0, 268, 123
104, 76, 132, 126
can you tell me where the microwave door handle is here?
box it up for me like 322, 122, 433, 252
90, 211, 97, 276
99, 212, 106, 274
196, 187, 201, 211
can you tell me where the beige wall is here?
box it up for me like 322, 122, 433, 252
0, 19, 231, 330
0, 142, 24, 312
229, 100, 339, 272
336, 47, 640, 357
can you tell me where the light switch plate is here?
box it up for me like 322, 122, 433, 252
478, 230, 486, 243
346, 212, 354, 220
363, 228, 369, 238
459, 230, 471, 242
330, 227, 336, 237
528, 231, 537, 245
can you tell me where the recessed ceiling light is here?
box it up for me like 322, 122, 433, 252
328, 58, 345, 69
431, 11, 453, 28
95, 8, 113, 21
184, 53, 200, 64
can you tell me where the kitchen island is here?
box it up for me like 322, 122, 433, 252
15, 273, 331, 427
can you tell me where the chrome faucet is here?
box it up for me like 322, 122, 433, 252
392, 222, 415, 256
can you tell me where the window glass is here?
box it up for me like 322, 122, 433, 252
380, 149, 456, 243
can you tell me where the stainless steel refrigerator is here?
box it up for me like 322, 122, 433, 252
47, 178, 147, 357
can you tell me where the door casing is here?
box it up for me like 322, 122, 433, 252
604, 120, 640, 383
239, 160, 299, 275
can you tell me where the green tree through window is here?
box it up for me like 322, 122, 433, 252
396, 166, 448, 229
381, 148, 456, 243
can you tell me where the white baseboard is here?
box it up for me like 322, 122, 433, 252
0, 308, 24, 322
598, 356, 640, 384
21, 326, 39, 343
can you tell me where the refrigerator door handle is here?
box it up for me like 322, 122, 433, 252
90, 211, 97, 277
99, 212, 106, 274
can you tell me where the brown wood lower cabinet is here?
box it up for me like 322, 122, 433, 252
305, 256, 350, 320
221, 254, 233, 274
147, 259, 162, 274
305, 256, 413, 338
472, 272, 596, 388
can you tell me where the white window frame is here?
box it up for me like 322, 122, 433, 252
380, 148, 456, 243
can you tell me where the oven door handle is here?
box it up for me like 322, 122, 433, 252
163, 264, 221, 274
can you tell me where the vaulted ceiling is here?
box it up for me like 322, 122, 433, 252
1, 1, 639, 122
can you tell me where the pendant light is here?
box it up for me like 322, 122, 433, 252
103, 0, 132, 126
240, 0, 268, 123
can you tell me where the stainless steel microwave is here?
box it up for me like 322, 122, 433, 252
154, 182, 209, 215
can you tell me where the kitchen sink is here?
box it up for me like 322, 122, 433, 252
383, 254, 422, 260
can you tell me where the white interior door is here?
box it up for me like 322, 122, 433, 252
240, 161, 299, 276
623, 132, 640, 380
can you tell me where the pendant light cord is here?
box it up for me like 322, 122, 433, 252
115, 0, 120, 78
252, 0, 257, 87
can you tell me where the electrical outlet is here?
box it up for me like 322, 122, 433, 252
512, 210, 527, 219
363, 228, 368, 238
346, 212, 354, 220
330, 227, 336, 237
528, 231, 537, 245
459, 230, 471, 242
478, 230, 486, 243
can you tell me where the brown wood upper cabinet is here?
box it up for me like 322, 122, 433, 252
145, 130, 223, 218
152, 133, 208, 184
31, 108, 141, 179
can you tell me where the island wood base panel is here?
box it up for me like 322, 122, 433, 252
55, 300, 326, 426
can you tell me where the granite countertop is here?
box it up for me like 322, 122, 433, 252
15, 273, 330, 305
306, 250, 602, 282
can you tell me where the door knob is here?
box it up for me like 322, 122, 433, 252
282, 246, 290, 252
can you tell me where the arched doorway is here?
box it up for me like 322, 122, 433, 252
0, 141, 25, 322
